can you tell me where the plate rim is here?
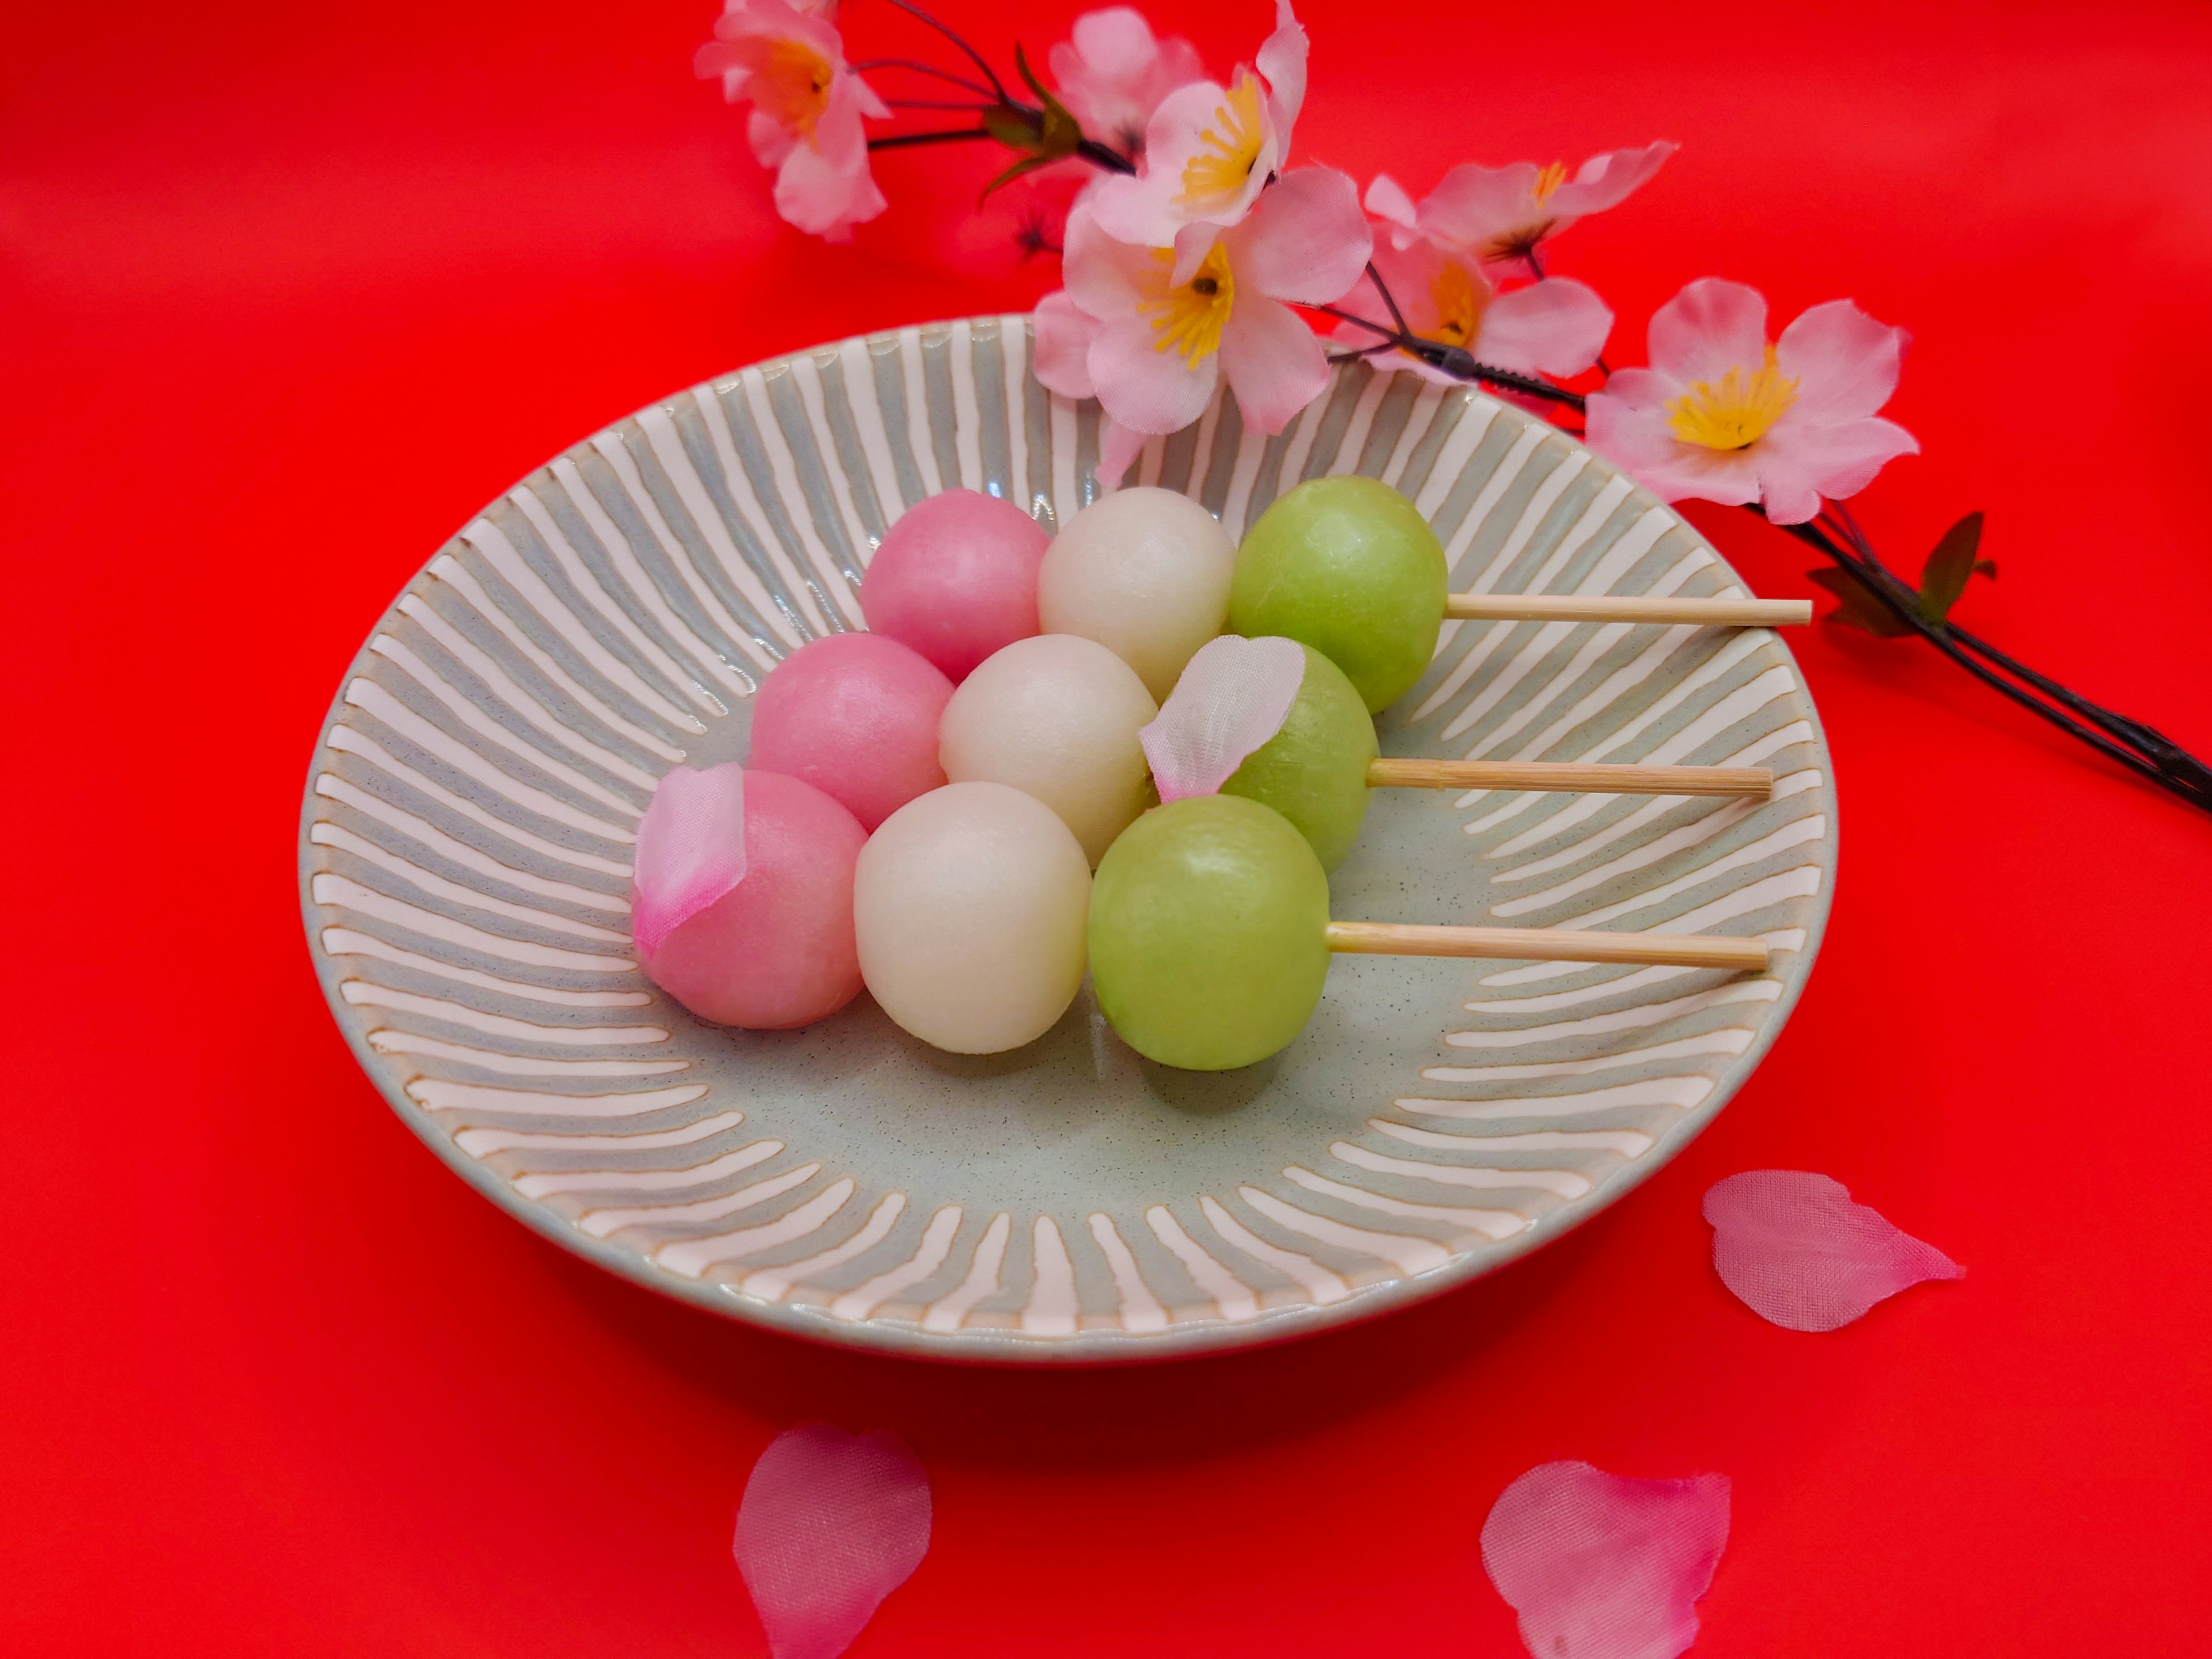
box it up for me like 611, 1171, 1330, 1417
297, 312, 1835, 1365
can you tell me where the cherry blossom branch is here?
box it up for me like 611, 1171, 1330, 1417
848, 57, 997, 99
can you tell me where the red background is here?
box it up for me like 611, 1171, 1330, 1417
7, 1, 2211, 1652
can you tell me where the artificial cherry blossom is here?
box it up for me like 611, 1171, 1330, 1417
1703, 1171, 1963, 1331
1034, 167, 1371, 486
1337, 236, 1612, 385
1049, 7, 1206, 162
631, 763, 748, 960
1089, 0, 1308, 248
1367, 142, 1675, 270
1585, 278, 1918, 525
696, 0, 891, 241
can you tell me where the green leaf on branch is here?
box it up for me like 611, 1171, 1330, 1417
1916, 510, 1992, 626
1806, 566, 1916, 637
979, 46, 1083, 203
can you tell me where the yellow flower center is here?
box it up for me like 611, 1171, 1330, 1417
752, 37, 835, 139
1665, 346, 1801, 450
1146, 242, 1236, 363
1531, 161, 1569, 202
1425, 258, 1488, 349
1175, 72, 1266, 209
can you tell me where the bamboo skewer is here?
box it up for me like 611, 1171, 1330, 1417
1325, 921, 1769, 974
1366, 757, 1772, 799
1445, 594, 1812, 627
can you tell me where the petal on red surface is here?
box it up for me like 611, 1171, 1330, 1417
1703, 1170, 1963, 1331
735, 1425, 933, 1659
1481, 1460, 1732, 1659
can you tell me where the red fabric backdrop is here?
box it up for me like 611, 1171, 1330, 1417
6, 1, 2211, 1652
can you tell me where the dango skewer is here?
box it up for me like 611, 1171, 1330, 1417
1090, 794, 1769, 1072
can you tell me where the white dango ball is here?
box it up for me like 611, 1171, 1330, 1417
1037, 486, 1237, 702
854, 782, 1092, 1055
938, 634, 1157, 865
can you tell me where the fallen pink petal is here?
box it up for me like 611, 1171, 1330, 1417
630, 763, 749, 961
1482, 1461, 1731, 1659
1703, 1170, 1964, 1332
1141, 634, 1308, 801
736, 1424, 933, 1659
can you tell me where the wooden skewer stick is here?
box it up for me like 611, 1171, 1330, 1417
1326, 921, 1769, 974
1445, 594, 1813, 627
1368, 757, 1772, 799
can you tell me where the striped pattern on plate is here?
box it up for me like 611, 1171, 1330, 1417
298, 315, 1832, 1361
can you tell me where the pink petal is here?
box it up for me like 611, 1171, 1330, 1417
1547, 140, 1678, 219
1219, 293, 1330, 436
631, 763, 747, 961
1646, 278, 1771, 389
1478, 277, 1613, 378
1256, 0, 1309, 129
1095, 415, 1147, 490
1482, 1461, 1731, 1659
1774, 298, 1910, 423
1140, 634, 1308, 801
1061, 201, 1158, 322
1058, 8, 1163, 90
1033, 291, 1099, 400
1757, 413, 1920, 521
1363, 173, 1422, 249
1703, 1171, 1962, 1331
1089, 312, 1220, 434
772, 77, 886, 241
1228, 166, 1372, 305
1050, 8, 1205, 155
1585, 381, 1764, 509
736, 1425, 933, 1659
1415, 161, 1544, 251
1090, 78, 1248, 244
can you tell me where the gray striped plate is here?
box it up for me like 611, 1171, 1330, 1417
298, 314, 1834, 1362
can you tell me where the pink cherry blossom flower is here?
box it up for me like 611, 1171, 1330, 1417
1033, 168, 1371, 487
1585, 278, 1919, 525
1336, 236, 1612, 385
1367, 142, 1675, 270
1048, 7, 1206, 162
696, 0, 891, 242
1088, 0, 1308, 247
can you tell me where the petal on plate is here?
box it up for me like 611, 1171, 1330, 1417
1218, 292, 1330, 436
1033, 290, 1100, 400
736, 1425, 933, 1659
1774, 298, 1910, 423
1478, 276, 1613, 378
1645, 277, 1771, 391
1482, 1461, 1732, 1659
1140, 634, 1308, 800
631, 763, 748, 960
1703, 1170, 1963, 1331
1229, 166, 1372, 305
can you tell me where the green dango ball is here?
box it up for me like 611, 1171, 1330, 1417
1088, 795, 1331, 1071
1229, 476, 1448, 713
1218, 643, 1378, 872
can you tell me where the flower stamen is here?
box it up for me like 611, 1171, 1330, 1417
1424, 258, 1488, 350
1666, 346, 1800, 450
1531, 161, 1569, 202
1175, 73, 1266, 209
749, 37, 836, 140
1145, 243, 1236, 363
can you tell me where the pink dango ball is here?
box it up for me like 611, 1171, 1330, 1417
640, 770, 868, 1031
748, 631, 953, 831
859, 488, 1048, 681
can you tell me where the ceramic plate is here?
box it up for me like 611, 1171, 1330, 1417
298, 315, 1834, 1362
